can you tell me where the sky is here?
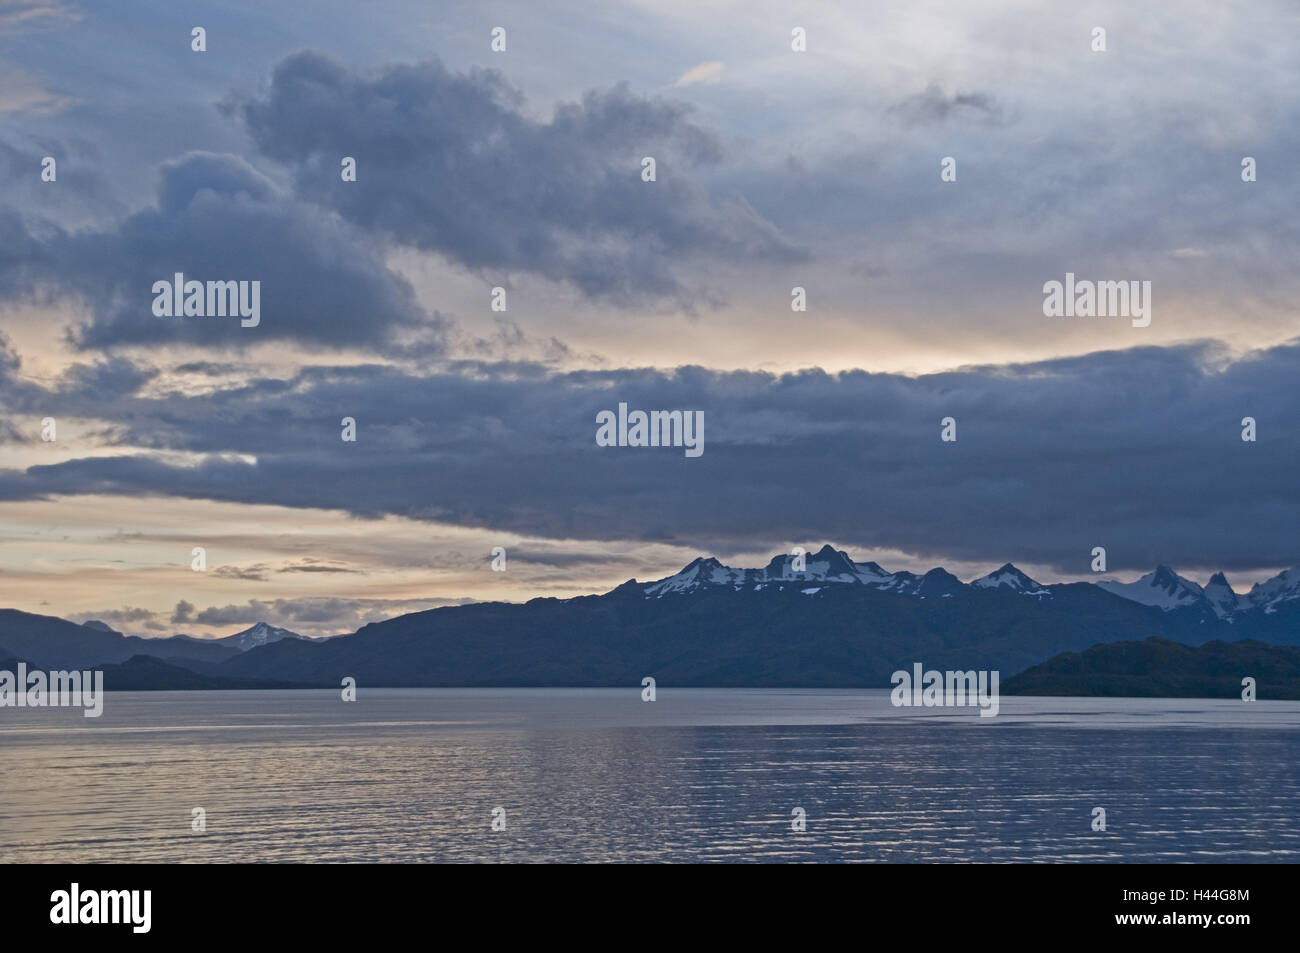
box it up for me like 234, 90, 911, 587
1, 0, 1298, 637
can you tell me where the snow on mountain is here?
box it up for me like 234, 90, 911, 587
873, 567, 966, 597
1246, 568, 1300, 613
972, 563, 1050, 596
1203, 572, 1240, 620
643, 546, 901, 597
219, 621, 305, 650
641, 557, 745, 596
642, 546, 964, 598
639, 548, 1294, 621
1092, 565, 1300, 618
1097, 566, 1206, 611
762, 545, 893, 585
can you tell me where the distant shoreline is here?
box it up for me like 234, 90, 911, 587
3, 639, 1297, 701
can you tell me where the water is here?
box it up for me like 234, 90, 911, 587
2, 689, 1297, 862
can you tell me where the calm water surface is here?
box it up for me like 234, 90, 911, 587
2, 689, 1297, 862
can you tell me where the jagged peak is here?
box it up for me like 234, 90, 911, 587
682, 555, 725, 572
972, 563, 1044, 592
1246, 566, 1300, 612
1098, 566, 1205, 612
643, 545, 902, 597
221, 621, 303, 649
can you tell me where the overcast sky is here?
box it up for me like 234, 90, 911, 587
2, 0, 1298, 636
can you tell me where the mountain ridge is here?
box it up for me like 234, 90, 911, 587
635, 548, 1300, 621
5, 546, 1300, 687
206, 547, 1300, 688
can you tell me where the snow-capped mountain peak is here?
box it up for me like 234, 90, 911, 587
643, 546, 900, 597
882, 567, 965, 597
641, 556, 743, 596
637, 549, 1300, 622
641, 546, 973, 599
1097, 565, 1206, 611
220, 621, 304, 651
643, 545, 904, 597
1203, 572, 1240, 619
764, 545, 888, 584
1247, 567, 1300, 613
972, 563, 1049, 595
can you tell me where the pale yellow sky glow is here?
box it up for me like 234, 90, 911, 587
0, 492, 1285, 638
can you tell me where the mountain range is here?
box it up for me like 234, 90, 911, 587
2, 545, 1298, 689
0, 613, 305, 669
644, 547, 1300, 619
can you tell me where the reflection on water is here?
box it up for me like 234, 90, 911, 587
2, 689, 1297, 862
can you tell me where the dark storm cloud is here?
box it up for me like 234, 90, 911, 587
0, 52, 803, 349
0, 205, 51, 298
232, 51, 802, 307
0, 151, 444, 352
1, 341, 1298, 573
57, 356, 157, 398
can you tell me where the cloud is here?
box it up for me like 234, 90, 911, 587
0, 151, 446, 353
672, 61, 724, 87
0, 0, 80, 32
2, 340, 1300, 574
68, 606, 155, 628
0, 4, 81, 116
278, 559, 360, 575
184, 595, 471, 633
233, 51, 800, 308
171, 599, 195, 624
213, 564, 271, 582
0, 63, 75, 114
